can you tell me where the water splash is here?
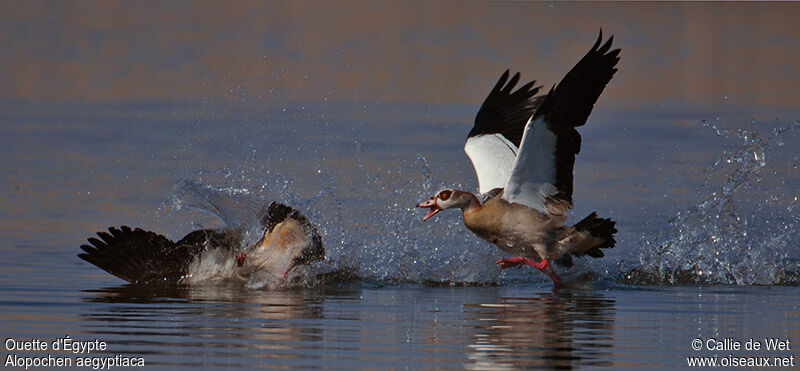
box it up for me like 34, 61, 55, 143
164, 151, 613, 287
159, 117, 799, 288
160, 152, 499, 286
171, 180, 269, 249
625, 120, 800, 285
343, 154, 503, 284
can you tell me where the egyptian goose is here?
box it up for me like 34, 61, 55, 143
79, 201, 324, 288
417, 31, 620, 287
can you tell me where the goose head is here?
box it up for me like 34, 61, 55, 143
416, 189, 476, 221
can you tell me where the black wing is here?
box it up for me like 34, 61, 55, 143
532, 30, 621, 206
468, 70, 544, 147
79, 226, 204, 284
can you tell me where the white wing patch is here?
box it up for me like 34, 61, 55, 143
503, 117, 559, 213
464, 134, 518, 194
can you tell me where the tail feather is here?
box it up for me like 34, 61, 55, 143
573, 211, 617, 258
78, 226, 203, 284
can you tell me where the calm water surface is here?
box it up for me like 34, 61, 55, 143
2, 2, 800, 369
3, 279, 798, 369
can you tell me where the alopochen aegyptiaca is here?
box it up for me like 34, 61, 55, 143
79, 201, 324, 288
417, 31, 620, 287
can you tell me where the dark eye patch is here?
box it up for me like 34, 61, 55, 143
439, 190, 452, 201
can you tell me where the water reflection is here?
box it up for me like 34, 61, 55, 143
79, 284, 342, 368
464, 291, 615, 369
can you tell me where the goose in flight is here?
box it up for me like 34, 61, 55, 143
417, 31, 620, 287
79, 201, 324, 288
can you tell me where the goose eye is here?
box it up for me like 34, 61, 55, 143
439, 191, 452, 201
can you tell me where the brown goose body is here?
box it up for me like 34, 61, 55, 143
436, 190, 611, 266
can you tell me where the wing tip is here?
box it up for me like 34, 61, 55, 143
492, 69, 511, 93
590, 29, 621, 60
593, 29, 604, 50
472, 69, 544, 145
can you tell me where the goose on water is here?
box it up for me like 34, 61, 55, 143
417, 31, 620, 287
79, 201, 324, 288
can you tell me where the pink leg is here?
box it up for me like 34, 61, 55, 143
495, 257, 562, 287
278, 269, 289, 287
546, 266, 562, 288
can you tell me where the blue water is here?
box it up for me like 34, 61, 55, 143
1, 99, 798, 369
2, 2, 800, 369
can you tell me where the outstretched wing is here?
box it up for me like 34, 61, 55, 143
464, 70, 543, 194
503, 31, 621, 214
79, 226, 204, 283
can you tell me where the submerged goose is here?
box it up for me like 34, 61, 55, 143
79, 201, 324, 288
417, 32, 620, 287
